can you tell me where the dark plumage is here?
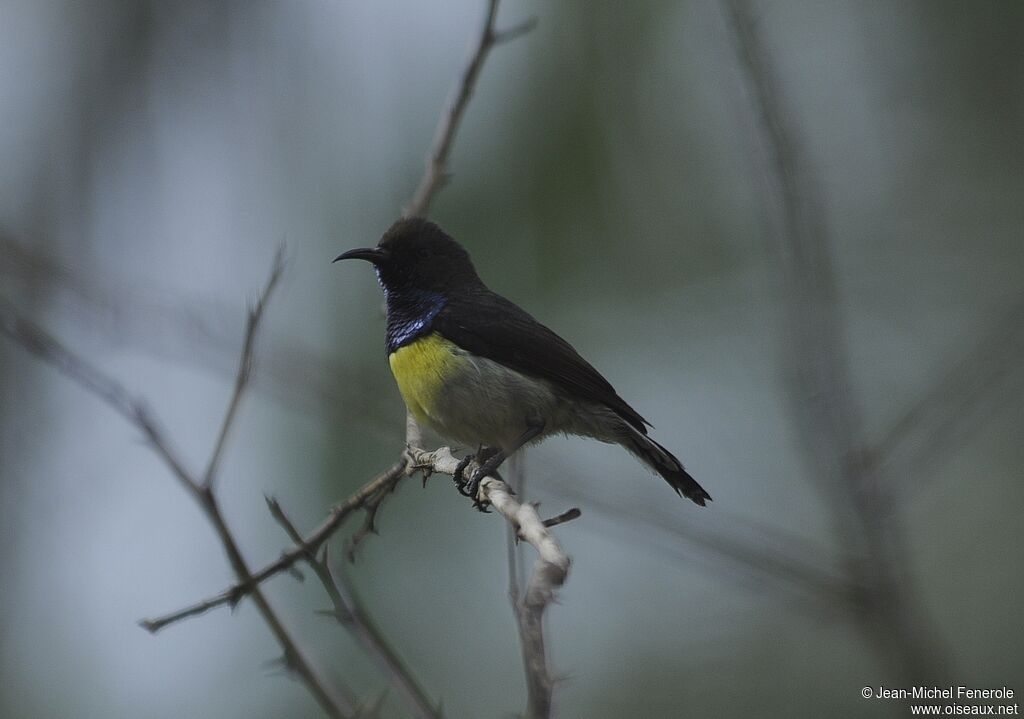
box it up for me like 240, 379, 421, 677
335, 218, 711, 506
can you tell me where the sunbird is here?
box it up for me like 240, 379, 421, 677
335, 218, 711, 508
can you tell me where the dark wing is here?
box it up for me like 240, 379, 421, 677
434, 288, 650, 433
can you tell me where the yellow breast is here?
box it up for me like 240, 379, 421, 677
388, 332, 468, 427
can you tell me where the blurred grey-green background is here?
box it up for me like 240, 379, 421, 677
1, 1, 1022, 717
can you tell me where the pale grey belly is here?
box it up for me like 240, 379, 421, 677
422, 349, 626, 451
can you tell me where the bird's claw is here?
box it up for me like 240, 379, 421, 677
452, 454, 473, 493
453, 456, 491, 512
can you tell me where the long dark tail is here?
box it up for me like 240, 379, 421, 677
621, 428, 711, 506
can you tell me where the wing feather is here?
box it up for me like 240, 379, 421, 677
434, 289, 650, 433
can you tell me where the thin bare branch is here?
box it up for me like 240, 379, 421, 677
140, 460, 408, 631
324, 553, 443, 719
202, 247, 285, 489
496, 483, 567, 719
404, 0, 535, 218
552, 481, 853, 604
1, 262, 353, 718
267, 498, 443, 719
0, 298, 198, 496
5, 1, 543, 714
148, 441, 572, 717
345, 484, 397, 562
724, 0, 950, 682
198, 490, 353, 717
1, 233, 398, 440
410, 446, 569, 719
492, 16, 538, 45
725, 0, 868, 524
872, 292, 1024, 492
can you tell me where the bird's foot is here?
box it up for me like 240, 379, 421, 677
453, 451, 494, 513
452, 454, 474, 495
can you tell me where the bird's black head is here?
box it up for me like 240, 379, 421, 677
334, 218, 481, 295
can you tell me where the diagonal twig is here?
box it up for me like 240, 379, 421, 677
266, 497, 443, 719
871, 292, 1024, 493
0, 232, 399, 440
1, 258, 354, 719
202, 247, 284, 489
140, 0, 539, 639
138, 460, 408, 631
404, 0, 536, 218
146, 440, 575, 716
5, 2, 543, 715
566, 483, 854, 603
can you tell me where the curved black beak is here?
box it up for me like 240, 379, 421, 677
333, 247, 390, 265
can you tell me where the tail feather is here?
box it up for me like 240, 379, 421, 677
622, 429, 711, 507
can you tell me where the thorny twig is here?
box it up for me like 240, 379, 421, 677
4, 3, 568, 716
202, 248, 283, 489
140, 5, 558, 716
140, 0, 540, 636
266, 497, 443, 719
1, 252, 355, 719
408, 446, 576, 719
138, 461, 407, 631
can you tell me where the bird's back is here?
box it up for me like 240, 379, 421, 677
433, 285, 651, 434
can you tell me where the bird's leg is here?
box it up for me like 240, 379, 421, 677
459, 420, 545, 510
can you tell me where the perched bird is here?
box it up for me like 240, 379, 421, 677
334, 218, 711, 508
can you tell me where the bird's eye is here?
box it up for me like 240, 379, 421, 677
417, 248, 431, 260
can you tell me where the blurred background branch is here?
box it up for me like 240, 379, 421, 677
138, 460, 409, 632
1, 1, 1020, 717
266, 497, 443, 719
1, 256, 356, 718
872, 292, 1024, 496
405, 0, 537, 219
5, 1, 558, 717
724, 0, 950, 683
0, 232, 397, 438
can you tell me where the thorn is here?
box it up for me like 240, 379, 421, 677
314, 608, 345, 621
542, 507, 582, 529
263, 650, 299, 677
493, 16, 538, 44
